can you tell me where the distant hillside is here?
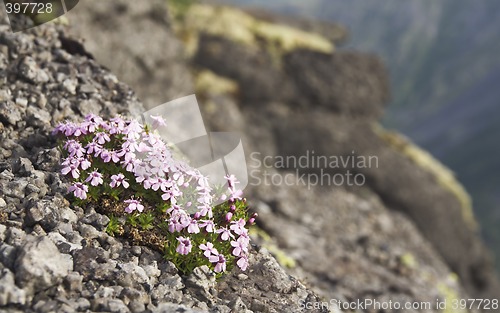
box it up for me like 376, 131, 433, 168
225, 0, 500, 268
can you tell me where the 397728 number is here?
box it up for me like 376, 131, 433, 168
451, 299, 499, 310
5, 2, 53, 14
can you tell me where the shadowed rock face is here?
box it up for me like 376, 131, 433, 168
2, 1, 498, 312
184, 7, 500, 302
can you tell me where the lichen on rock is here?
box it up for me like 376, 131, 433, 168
169, 3, 334, 58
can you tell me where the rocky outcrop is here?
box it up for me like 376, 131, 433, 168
1, 1, 499, 313
0, 10, 326, 313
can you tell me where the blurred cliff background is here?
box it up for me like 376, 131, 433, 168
59, 0, 500, 308
225, 0, 500, 271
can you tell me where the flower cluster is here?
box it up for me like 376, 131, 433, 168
54, 114, 256, 275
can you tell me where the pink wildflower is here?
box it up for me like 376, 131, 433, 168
124, 199, 144, 214
176, 237, 192, 255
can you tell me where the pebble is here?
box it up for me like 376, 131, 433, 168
15, 236, 73, 293
237, 273, 249, 280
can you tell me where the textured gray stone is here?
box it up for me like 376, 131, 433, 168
18, 56, 50, 83
185, 266, 216, 305
14, 236, 73, 293
26, 197, 78, 231
117, 262, 150, 287
26, 105, 52, 127
152, 303, 208, 313
0, 243, 17, 269
0, 223, 6, 241
0, 100, 22, 125
5, 227, 26, 246
1, 178, 28, 199
63, 272, 83, 292
12, 157, 33, 176
47, 231, 82, 253
0, 269, 28, 306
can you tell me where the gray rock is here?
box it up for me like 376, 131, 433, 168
1, 178, 28, 199
47, 231, 82, 253
92, 298, 131, 313
1, 139, 28, 159
34, 148, 61, 171
25, 183, 40, 194
284, 50, 388, 117
95, 285, 117, 298
78, 84, 97, 94
128, 300, 146, 313
58, 303, 78, 313
117, 262, 150, 287
14, 236, 73, 293
5, 227, 26, 246
73, 246, 118, 282
100, 233, 123, 257
62, 79, 77, 94
76, 99, 102, 116
12, 157, 33, 176
151, 276, 184, 304
143, 261, 161, 281
80, 212, 110, 230
33, 299, 62, 313
0, 100, 22, 125
31, 224, 47, 236
0, 88, 11, 102
107, 299, 131, 313
0, 243, 17, 270
0, 223, 6, 241
119, 287, 144, 304
185, 266, 216, 305
66, 230, 85, 247
131, 245, 142, 256
1, 3, 485, 313
229, 297, 250, 312
0, 268, 28, 306
75, 298, 91, 311
26, 105, 52, 127
26, 197, 77, 231
15, 97, 28, 108
55, 221, 74, 235
0, 169, 15, 181
78, 224, 100, 240
216, 250, 331, 313
152, 303, 208, 313
63, 272, 83, 292
18, 56, 50, 83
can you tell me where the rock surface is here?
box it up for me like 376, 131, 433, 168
0, 8, 327, 313
1, 1, 499, 313
65, 0, 194, 109
14, 236, 73, 293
